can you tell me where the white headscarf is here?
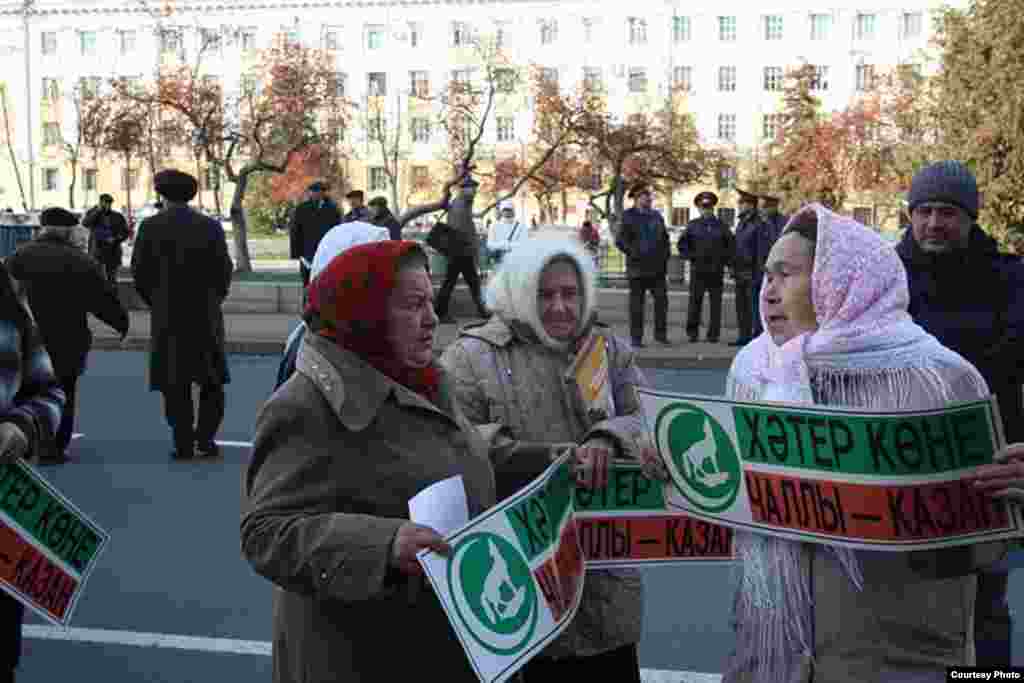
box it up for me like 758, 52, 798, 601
310, 221, 390, 281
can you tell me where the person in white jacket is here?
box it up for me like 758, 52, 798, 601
486, 201, 526, 266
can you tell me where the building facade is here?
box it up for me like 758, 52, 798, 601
0, 0, 959, 225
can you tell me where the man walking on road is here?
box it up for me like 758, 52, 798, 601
7, 207, 129, 463
751, 194, 787, 337
616, 183, 671, 348
731, 189, 762, 346
131, 170, 233, 461
434, 175, 489, 323
82, 193, 131, 287
896, 160, 1024, 668
678, 192, 734, 343
289, 181, 342, 289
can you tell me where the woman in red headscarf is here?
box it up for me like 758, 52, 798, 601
241, 241, 497, 683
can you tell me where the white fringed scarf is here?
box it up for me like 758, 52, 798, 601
723, 205, 989, 683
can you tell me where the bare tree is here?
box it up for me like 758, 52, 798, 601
0, 84, 28, 211
62, 81, 111, 209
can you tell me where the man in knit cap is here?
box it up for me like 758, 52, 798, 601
896, 159, 1024, 668
132, 169, 233, 461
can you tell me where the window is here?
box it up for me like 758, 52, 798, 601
452, 69, 473, 87
540, 19, 557, 45
584, 67, 604, 91
43, 168, 59, 192
900, 12, 923, 39
628, 17, 647, 45
854, 13, 875, 41
282, 29, 300, 45
368, 72, 386, 96
410, 70, 429, 97
120, 30, 136, 55
409, 22, 423, 48
763, 66, 783, 91
41, 78, 59, 101
718, 16, 736, 42
42, 123, 61, 146
368, 116, 387, 142
763, 113, 782, 140
121, 168, 137, 190
411, 117, 431, 143
673, 66, 692, 92
79, 76, 101, 99
323, 28, 339, 51
368, 166, 387, 192
717, 114, 736, 142
240, 29, 256, 50
855, 64, 875, 91
811, 65, 830, 91
539, 68, 558, 87
333, 72, 347, 98
83, 169, 97, 192
718, 66, 736, 92
672, 16, 691, 43
628, 68, 647, 93
496, 116, 515, 142
410, 165, 429, 189
764, 15, 783, 41
41, 31, 57, 56
582, 18, 595, 43
80, 31, 96, 56
495, 68, 515, 93
200, 28, 221, 51
852, 207, 874, 226
717, 207, 736, 227
810, 13, 832, 41
671, 207, 690, 226
366, 25, 384, 50
451, 21, 470, 47
161, 29, 181, 53
240, 75, 258, 97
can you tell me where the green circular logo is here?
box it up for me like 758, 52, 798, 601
447, 532, 538, 656
655, 401, 741, 513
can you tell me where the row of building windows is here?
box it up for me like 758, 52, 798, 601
38, 11, 925, 57
39, 166, 220, 193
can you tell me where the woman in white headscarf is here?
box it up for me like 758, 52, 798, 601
709, 205, 1011, 682
442, 237, 647, 680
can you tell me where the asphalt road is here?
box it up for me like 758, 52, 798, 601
11, 353, 1023, 681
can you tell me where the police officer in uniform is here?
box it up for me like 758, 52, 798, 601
751, 194, 788, 337
731, 189, 763, 346
678, 191, 734, 343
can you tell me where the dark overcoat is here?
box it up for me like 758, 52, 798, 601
131, 206, 233, 391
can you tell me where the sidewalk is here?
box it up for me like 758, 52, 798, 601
90, 310, 742, 370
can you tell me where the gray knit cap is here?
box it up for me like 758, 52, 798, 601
907, 160, 978, 219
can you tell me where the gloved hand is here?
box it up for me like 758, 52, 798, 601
0, 422, 29, 464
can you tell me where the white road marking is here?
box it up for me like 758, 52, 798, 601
23, 625, 722, 681
213, 440, 253, 449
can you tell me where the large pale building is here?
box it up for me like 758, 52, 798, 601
0, 0, 958, 225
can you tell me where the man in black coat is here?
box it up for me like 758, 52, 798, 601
7, 207, 129, 462
731, 189, 762, 346
342, 189, 371, 224
82, 193, 131, 287
678, 192, 734, 343
751, 194, 788, 337
368, 195, 402, 240
434, 175, 488, 323
615, 183, 671, 347
896, 160, 1024, 668
288, 182, 342, 289
131, 170, 233, 461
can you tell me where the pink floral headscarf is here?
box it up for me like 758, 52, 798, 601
741, 203, 929, 404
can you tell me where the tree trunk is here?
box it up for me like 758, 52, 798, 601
0, 88, 28, 212
561, 189, 568, 223
194, 155, 204, 212
212, 172, 223, 216
610, 172, 626, 237
67, 157, 78, 209
229, 170, 253, 273
123, 153, 133, 219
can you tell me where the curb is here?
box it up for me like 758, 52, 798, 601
91, 336, 738, 370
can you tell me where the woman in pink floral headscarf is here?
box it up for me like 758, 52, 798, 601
721, 205, 1011, 682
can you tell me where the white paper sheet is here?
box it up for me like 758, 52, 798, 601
408, 475, 469, 537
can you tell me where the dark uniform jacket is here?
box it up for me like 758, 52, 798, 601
753, 213, 788, 274
616, 207, 671, 278
131, 206, 233, 391
733, 209, 765, 274
678, 215, 735, 275
289, 199, 342, 263
8, 233, 129, 379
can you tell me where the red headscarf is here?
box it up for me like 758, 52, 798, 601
305, 240, 440, 401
